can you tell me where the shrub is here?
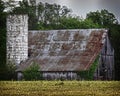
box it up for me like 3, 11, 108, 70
0, 60, 17, 80
23, 62, 42, 80
6, 60, 17, 80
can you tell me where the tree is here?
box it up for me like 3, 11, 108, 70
0, 0, 7, 80
86, 9, 118, 27
0, 0, 6, 67
38, 2, 71, 29
109, 24, 120, 80
11, 0, 38, 30
3, 0, 17, 12
58, 15, 100, 29
10, 0, 72, 30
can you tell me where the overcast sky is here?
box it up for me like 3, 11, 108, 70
36, 0, 120, 23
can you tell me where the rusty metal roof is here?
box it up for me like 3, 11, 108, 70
18, 29, 107, 71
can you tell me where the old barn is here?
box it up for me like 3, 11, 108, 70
7, 15, 114, 80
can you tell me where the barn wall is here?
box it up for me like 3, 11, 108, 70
17, 71, 81, 80
42, 71, 80, 80
94, 33, 114, 80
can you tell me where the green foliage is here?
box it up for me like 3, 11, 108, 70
10, 0, 71, 30
23, 62, 42, 80
10, 0, 37, 30
0, 0, 6, 68
86, 9, 118, 27
0, 0, 10, 80
0, 60, 17, 80
78, 56, 99, 80
109, 24, 120, 80
8, 0, 101, 30
0, 0, 4, 12
79, 19, 101, 29
6, 60, 17, 80
38, 16, 101, 30
6, 60, 16, 74
56, 16, 81, 29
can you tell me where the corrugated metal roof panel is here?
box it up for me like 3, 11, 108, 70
18, 29, 107, 71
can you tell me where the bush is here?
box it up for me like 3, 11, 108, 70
0, 60, 17, 80
23, 62, 42, 80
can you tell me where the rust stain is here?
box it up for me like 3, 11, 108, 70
73, 31, 84, 41
18, 29, 107, 71
80, 31, 104, 70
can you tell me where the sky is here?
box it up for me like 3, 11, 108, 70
98, 0, 120, 22
36, 0, 120, 23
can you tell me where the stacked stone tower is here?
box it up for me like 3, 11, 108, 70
7, 15, 28, 65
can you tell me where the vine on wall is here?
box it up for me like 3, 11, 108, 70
77, 55, 99, 80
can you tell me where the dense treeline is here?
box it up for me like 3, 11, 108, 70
0, 0, 6, 67
9, 0, 100, 30
0, 0, 120, 80
109, 24, 120, 80
0, 0, 7, 79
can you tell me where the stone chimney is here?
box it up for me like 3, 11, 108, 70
7, 15, 28, 65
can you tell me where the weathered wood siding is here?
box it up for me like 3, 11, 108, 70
42, 71, 79, 80
94, 32, 114, 80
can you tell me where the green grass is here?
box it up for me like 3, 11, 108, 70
0, 81, 120, 96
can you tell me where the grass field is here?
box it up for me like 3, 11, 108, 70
0, 81, 120, 96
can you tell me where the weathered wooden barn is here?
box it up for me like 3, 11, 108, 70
17, 29, 114, 80
7, 15, 114, 80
